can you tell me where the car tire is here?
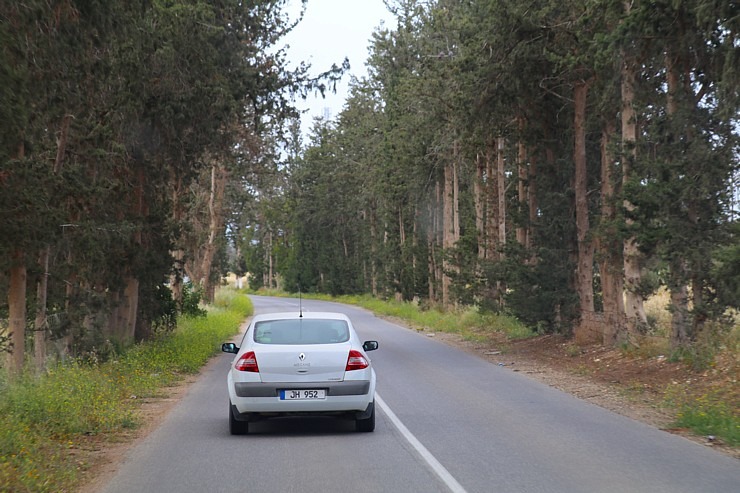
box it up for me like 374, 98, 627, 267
229, 402, 249, 435
355, 401, 375, 432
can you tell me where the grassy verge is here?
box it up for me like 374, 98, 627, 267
644, 292, 739, 446
0, 288, 252, 493
666, 323, 740, 447
668, 389, 740, 447
253, 289, 533, 343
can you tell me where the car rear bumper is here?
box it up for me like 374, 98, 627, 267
234, 380, 371, 397
230, 376, 374, 416
231, 395, 374, 420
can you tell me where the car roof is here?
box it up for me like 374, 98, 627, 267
250, 312, 351, 323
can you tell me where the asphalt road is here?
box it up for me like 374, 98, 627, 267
100, 295, 740, 493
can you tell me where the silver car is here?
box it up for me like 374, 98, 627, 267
222, 311, 378, 434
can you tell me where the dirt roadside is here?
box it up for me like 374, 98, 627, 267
429, 329, 739, 460
75, 373, 201, 493
75, 323, 738, 491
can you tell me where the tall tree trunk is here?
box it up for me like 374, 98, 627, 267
496, 137, 506, 257
399, 209, 406, 247
427, 199, 436, 301
7, 142, 27, 375
495, 137, 507, 308
573, 81, 596, 342
370, 204, 379, 297
485, 142, 496, 261
170, 173, 185, 309
34, 248, 50, 369
110, 163, 144, 344
436, 179, 444, 297
268, 231, 274, 289
392, 208, 403, 299
33, 114, 72, 368
60, 247, 76, 358
621, 3, 648, 334
599, 120, 626, 345
442, 159, 455, 306
527, 154, 537, 253
691, 274, 705, 335
669, 258, 691, 348
483, 138, 503, 306
516, 117, 528, 247
412, 208, 419, 293
474, 152, 486, 260
199, 162, 227, 302
453, 141, 460, 245
7, 250, 27, 375
665, 48, 691, 347
119, 278, 139, 344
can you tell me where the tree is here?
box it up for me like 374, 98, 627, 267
1, 0, 336, 370
625, 0, 738, 349
225, 0, 739, 357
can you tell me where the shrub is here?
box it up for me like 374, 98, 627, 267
180, 282, 208, 318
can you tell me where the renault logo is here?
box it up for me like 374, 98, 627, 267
299, 353, 305, 361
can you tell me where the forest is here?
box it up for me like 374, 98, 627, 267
1, 0, 739, 374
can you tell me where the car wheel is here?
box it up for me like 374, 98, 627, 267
356, 401, 375, 432
229, 402, 249, 435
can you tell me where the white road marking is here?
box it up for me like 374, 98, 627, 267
376, 394, 468, 493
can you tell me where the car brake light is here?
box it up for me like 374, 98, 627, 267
345, 350, 369, 371
235, 351, 259, 372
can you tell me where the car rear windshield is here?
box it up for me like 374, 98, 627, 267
253, 319, 350, 345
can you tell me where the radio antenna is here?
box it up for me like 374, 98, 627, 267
298, 287, 303, 318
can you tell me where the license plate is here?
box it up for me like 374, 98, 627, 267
280, 389, 326, 400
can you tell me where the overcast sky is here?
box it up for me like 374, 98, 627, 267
282, 0, 395, 134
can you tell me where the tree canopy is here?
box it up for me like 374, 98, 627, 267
0, 0, 345, 370
242, 0, 739, 350
2, 0, 738, 372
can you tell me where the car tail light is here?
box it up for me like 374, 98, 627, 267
345, 350, 369, 371
235, 351, 259, 372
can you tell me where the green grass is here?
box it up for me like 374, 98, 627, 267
0, 287, 252, 493
668, 325, 739, 446
666, 388, 740, 447
253, 289, 534, 343
638, 291, 740, 445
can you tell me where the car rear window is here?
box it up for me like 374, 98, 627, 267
253, 319, 350, 345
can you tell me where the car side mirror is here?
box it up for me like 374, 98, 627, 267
363, 341, 379, 352
222, 342, 239, 354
